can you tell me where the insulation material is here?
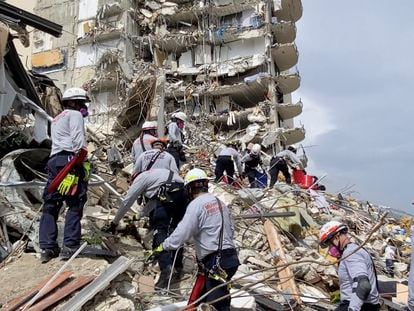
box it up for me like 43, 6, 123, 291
78, 0, 98, 21
31, 49, 64, 68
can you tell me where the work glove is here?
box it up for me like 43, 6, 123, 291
145, 244, 164, 263
57, 173, 79, 196
102, 221, 118, 234
83, 161, 91, 181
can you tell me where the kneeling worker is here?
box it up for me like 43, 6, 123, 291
104, 168, 188, 288
153, 168, 240, 311
215, 142, 243, 185
319, 221, 380, 311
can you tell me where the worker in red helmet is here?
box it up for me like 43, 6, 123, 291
39, 87, 90, 263
319, 221, 379, 311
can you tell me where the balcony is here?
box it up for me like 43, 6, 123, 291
274, 0, 303, 22
271, 43, 299, 71
277, 100, 303, 120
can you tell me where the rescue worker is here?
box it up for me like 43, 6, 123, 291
268, 145, 303, 187
241, 143, 263, 188
133, 138, 178, 176
384, 239, 397, 278
39, 87, 90, 263
131, 120, 158, 165
408, 226, 414, 310
167, 112, 187, 168
153, 168, 239, 311
103, 168, 188, 288
214, 142, 243, 185
319, 221, 380, 311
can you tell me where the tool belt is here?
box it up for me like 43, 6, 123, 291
156, 171, 184, 203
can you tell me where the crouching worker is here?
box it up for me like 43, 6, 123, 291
215, 141, 243, 185
103, 168, 188, 289
319, 221, 380, 311
152, 168, 240, 311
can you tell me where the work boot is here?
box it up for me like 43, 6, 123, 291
60, 245, 80, 261
155, 265, 172, 289
40, 247, 60, 263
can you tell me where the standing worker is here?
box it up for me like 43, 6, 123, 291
167, 112, 187, 168
152, 168, 239, 311
241, 143, 262, 188
319, 221, 380, 311
384, 239, 397, 278
268, 146, 302, 187
131, 120, 158, 165
103, 168, 188, 289
133, 138, 178, 176
39, 87, 90, 263
215, 142, 243, 185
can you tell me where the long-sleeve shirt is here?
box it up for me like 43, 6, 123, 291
219, 147, 243, 175
163, 193, 236, 260
113, 168, 183, 224
241, 153, 262, 169
275, 150, 302, 169
338, 243, 379, 310
168, 122, 183, 146
50, 109, 86, 156
408, 228, 414, 310
133, 150, 178, 174
131, 133, 157, 164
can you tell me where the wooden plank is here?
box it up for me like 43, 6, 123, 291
395, 282, 409, 304
4, 271, 73, 311
263, 220, 302, 304
28, 276, 94, 311
57, 256, 132, 311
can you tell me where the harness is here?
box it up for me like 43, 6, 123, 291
156, 170, 184, 203
145, 150, 163, 171
198, 198, 228, 284
140, 135, 146, 153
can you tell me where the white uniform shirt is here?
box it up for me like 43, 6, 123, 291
50, 109, 86, 156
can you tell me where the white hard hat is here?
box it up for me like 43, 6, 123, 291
251, 144, 261, 156
62, 87, 90, 102
173, 112, 187, 122
142, 121, 157, 130
184, 168, 208, 186
319, 221, 348, 246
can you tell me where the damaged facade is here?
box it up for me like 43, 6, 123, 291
31, 0, 305, 149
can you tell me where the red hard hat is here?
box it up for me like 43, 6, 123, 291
319, 221, 348, 246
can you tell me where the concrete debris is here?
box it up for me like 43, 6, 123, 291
0, 1, 413, 311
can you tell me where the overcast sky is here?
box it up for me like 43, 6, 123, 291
293, 0, 414, 213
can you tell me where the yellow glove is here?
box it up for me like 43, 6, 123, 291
57, 173, 79, 195
83, 161, 91, 181
145, 244, 164, 263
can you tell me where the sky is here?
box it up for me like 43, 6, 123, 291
293, 0, 414, 213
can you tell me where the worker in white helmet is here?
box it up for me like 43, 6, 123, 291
152, 168, 239, 310
241, 143, 263, 188
39, 87, 90, 263
319, 221, 380, 311
131, 120, 158, 165
166, 112, 187, 168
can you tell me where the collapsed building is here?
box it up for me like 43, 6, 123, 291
1, 1, 414, 311
30, 0, 305, 149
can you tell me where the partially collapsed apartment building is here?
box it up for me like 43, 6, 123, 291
31, 0, 304, 149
